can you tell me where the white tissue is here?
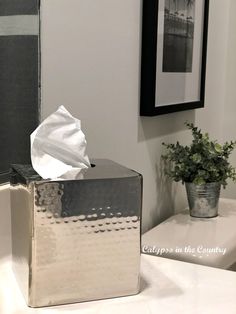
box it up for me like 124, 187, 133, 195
30, 105, 90, 180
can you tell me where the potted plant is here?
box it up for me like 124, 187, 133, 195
162, 122, 236, 218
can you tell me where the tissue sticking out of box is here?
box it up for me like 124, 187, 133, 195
31, 105, 91, 180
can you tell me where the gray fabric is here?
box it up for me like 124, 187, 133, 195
0, 0, 38, 16
0, 36, 39, 175
0, 1, 40, 181
0, 15, 39, 36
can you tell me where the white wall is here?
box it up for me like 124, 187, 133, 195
40, 0, 235, 233
221, 0, 236, 199
195, 0, 236, 199
195, 0, 231, 140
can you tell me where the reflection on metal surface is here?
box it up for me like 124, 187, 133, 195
10, 159, 142, 307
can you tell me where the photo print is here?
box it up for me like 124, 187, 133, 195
163, 0, 196, 72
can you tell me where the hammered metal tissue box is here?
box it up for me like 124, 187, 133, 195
10, 159, 142, 307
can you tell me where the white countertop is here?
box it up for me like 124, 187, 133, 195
142, 198, 236, 269
1, 254, 236, 314
1, 185, 236, 313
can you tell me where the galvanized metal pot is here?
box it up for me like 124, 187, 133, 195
185, 182, 221, 218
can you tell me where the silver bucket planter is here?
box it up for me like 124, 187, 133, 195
185, 182, 221, 218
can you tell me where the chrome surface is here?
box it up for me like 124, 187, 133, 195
10, 183, 34, 303
10, 159, 142, 307
185, 182, 221, 218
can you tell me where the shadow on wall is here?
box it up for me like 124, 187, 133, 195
138, 110, 195, 142
138, 110, 196, 229
155, 160, 178, 224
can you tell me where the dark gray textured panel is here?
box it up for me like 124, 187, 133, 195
0, 0, 38, 16
0, 36, 39, 174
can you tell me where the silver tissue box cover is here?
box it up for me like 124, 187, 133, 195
10, 159, 142, 307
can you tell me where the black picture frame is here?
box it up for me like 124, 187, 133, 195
140, 0, 209, 116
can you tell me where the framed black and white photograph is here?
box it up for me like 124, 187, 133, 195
140, 0, 209, 116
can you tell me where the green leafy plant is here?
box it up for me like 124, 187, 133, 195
162, 122, 236, 187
